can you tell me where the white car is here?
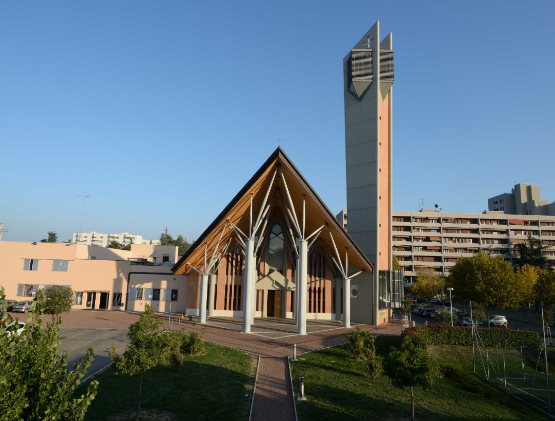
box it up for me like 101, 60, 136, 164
488, 315, 508, 328
2, 321, 26, 337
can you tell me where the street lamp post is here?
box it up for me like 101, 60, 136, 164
447, 287, 454, 327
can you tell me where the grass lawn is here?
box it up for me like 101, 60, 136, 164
78, 342, 257, 421
290, 336, 551, 421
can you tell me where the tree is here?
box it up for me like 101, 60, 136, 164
0, 288, 98, 420
400, 298, 413, 319
533, 269, 555, 323
392, 255, 402, 271
517, 265, 539, 322
446, 252, 521, 314
160, 227, 174, 246
383, 335, 441, 421
411, 268, 443, 301
109, 305, 172, 421
45, 286, 74, 318
108, 240, 124, 249
40, 231, 57, 243
515, 235, 552, 271
433, 308, 458, 326
174, 235, 191, 256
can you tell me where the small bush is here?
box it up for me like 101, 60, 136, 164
184, 330, 205, 355
344, 327, 376, 360
366, 351, 382, 379
433, 308, 458, 326
403, 325, 541, 349
170, 346, 185, 372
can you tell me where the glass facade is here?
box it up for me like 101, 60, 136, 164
378, 270, 404, 309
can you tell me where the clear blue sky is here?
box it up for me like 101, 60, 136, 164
1, 1, 554, 243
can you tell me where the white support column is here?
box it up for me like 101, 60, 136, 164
242, 238, 255, 333
298, 239, 308, 335
208, 274, 216, 318
199, 274, 209, 324
343, 277, 351, 328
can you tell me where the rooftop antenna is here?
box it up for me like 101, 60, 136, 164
419, 199, 424, 210
76, 195, 90, 243
0, 223, 7, 241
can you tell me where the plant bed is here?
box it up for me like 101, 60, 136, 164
78, 342, 257, 421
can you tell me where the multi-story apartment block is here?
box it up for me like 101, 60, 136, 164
72, 231, 161, 247
392, 210, 555, 284
488, 183, 555, 216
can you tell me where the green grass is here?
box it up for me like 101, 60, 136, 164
290, 336, 552, 421
78, 342, 257, 421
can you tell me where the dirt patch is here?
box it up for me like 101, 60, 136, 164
108, 409, 177, 421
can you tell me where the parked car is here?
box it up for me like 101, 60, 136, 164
488, 315, 508, 328
2, 321, 26, 337
0, 299, 17, 312
456, 317, 483, 327
421, 309, 436, 318
12, 301, 34, 313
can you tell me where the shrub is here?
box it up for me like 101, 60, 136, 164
403, 325, 541, 349
433, 308, 458, 325
344, 327, 377, 360
44, 285, 74, 316
170, 346, 185, 372
184, 330, 205, 355
366, 351, 382, 379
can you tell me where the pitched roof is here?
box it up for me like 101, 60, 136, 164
172, 147, 373, 275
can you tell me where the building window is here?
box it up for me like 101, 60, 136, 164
268, 224, 285, 275
152, 289, 161, 301
136, 288, 143, 300
112, 293, 122, 306
24, 284, 34, 297
171, 289, 178, 301
74, 292, 83, 305
23, 259, 39, 271
163, 254, 170, 263
52, 260, 69, 272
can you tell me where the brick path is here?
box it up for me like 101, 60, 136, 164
31, 311, 402, 421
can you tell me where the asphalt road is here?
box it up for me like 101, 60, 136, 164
59, 328, 129, 378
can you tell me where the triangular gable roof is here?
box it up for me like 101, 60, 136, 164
172, 147, 374, 275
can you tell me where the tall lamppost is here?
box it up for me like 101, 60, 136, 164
447, 287, 454, 327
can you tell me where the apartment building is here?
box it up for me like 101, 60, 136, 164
0, 242, 187, 313
488, 183, 555, 216
72, 231, 161, 247
392, 210, 555, 283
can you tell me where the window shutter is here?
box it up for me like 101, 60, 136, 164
32, 260, 39, 271
145, 288, 153, 300
164, 289, 171, 302
17, 284, 24, 296
129, 287, 136, 300
32, 285, 40, 295
23, 260, 30, 270
44, 284, 53, 292
52, 260, 60, 271
61, 260, 69, 271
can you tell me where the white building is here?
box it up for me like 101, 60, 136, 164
72, 231, 161, 247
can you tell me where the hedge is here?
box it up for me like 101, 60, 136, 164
403, 325, 541, 349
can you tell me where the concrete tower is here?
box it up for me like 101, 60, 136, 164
343, 22, 394, 323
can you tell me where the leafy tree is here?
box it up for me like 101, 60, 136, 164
45, 286, 74, 318
383, 335, 442, 421
174, 235, 191, 256
108, 240, 124, 249
433, 308, 458, 326
400, 298, 413, 319
392, 255, 402, 271
517, 265, 539, 322
515, 234, 552, 271
446, 252, 521, 314
470, 302, 487, 324
0, 288, 98, 420
109, 305, 172, 421
533, 269, 555, 323
160, 227, 174, 246
411, 268, 443, 300
40, 231, 58, 243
